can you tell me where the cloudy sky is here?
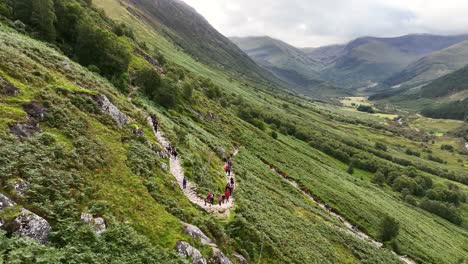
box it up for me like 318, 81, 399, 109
181, 0, 468, 47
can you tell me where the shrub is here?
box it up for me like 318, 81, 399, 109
375, 142, 387, 151
357, 105, 375, 113
271, 131, 278, 140
378, 216, 400, 242
441, 144, 454, 152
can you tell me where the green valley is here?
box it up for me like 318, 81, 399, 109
0, 0, 467, 263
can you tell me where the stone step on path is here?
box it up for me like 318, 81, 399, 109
147, 117, 236, 217
269, 167, 416, 264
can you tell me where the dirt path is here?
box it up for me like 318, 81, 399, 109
148, 117, 236, 217
270, 167, 415, 264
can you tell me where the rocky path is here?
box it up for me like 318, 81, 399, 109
148, 118, 236, 217
270, 167, 416, 264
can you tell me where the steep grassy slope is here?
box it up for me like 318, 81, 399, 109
231, 36, 347, 97
0, 25, 190, 262
385, 41, 468, 87
122, 0, 274, 83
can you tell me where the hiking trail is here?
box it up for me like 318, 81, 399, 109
148, 117, 236, 217
269, 166, 415, 264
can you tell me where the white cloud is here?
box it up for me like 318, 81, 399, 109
181, 0, 468, 47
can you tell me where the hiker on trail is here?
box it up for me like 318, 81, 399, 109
225, 183, 232, 195
225, 165, 231, 176
150, 114, 158, 133
172, 148, 178, 159
227, 159, 233, 167
225, 189, 230, 202
183, 177, 187, 189
218, 194, 225, 206
230, 177, 234, 188
205, 193, 213, 206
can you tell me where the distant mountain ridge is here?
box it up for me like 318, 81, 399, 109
234, 33, 468, 92
231, 36, 347, 97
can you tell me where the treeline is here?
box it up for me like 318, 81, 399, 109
1, 0, 134, 80
421, 98, 468, 121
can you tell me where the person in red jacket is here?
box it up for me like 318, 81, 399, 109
225, 189, 230, 202
224, 165, 231, 176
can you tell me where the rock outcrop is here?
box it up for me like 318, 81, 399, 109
233, 253, 249, 264
174, 240, 207, 264
95, 95, 129, 127
9, 122, 41, 138
80, 213, 106, 235
23, 102, 47, 121
0, 76, 19, 96
0, 193, 51, 244
11, 179, 27, 196
182, 222, 212, 245
210, 249, 233, 264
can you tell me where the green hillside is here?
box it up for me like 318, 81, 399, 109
385, 41, 468, 87
120, 0, 274, 83
421, 65, 468, 98
0, 0, 467, 263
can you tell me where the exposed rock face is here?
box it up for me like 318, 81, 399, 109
15, 209, 51, 244
11, 179, 27, 196
9, 122, 41, 138
182, 222, 212, 245
174, 240, 207, 264
233, 253, 249, 264
23, 102, 47, 121
210, 249, 233, 264
80, 213, 107, 235
0, 193, 51, 244
0, 76, 19, 96
95, 95, 129, 127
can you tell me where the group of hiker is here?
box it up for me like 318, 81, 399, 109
204, 176, 235, 206
203, 157, 236, 207
166, 145, 178, 159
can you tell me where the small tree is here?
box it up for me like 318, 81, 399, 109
379, 216, 400, 242
271, 131, 278, 140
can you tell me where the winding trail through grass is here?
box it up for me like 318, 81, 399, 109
269, 166, 416, 264
148, 117, 236, 217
